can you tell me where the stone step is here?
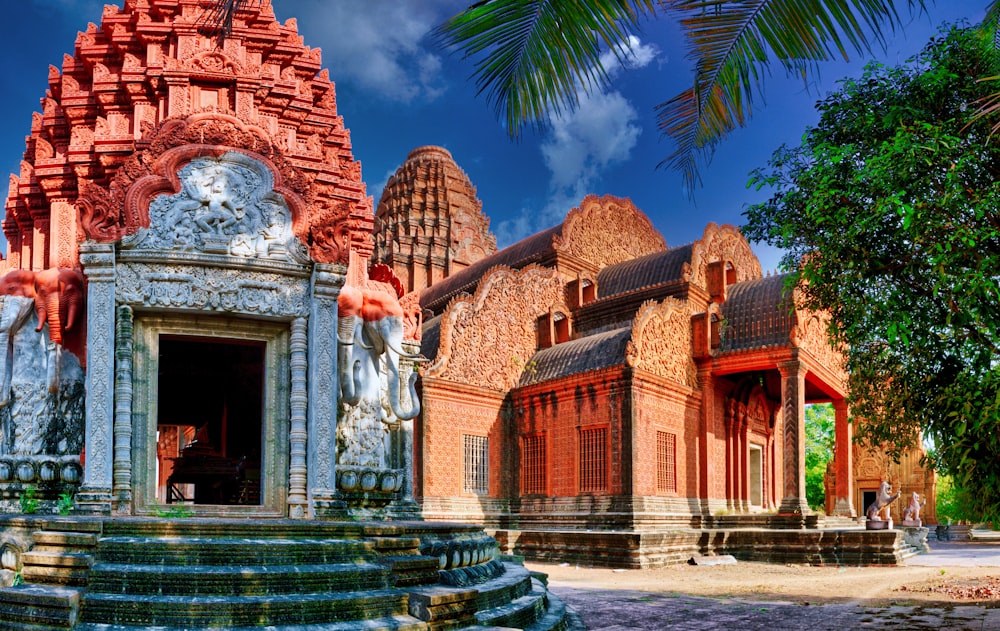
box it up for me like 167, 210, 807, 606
22, 551, 93, 568
87, 560, 391, 596
20, 564, 91, 587
40, 519, 103, 534
31, 531, 98, 549
0, 584, 81, 629
474, 564, 534, 612
98, 518, 377, 539
475, 579, 549, 630
95, 535, 374, 565
80, 588, 411, 627
73, 615, 428, 631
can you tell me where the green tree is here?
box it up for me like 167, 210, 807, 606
743, 25, 1000, 523
805, 403, 835, 511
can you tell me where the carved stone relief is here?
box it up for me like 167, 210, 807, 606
791, 299, 848, 384
425, 265, 564, 392
689, 223, 763, 290
553, 194, 666, 270
116, 263, 310, 318
123, 152, 308, 263
626, 298, 696, 388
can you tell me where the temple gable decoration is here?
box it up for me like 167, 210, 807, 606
688, 223, 762, 290
424, 265, 564, 392
122, 151, 307, 263
791, 290, 848, 384
553, 194, 666, 269
625, 298, 696, 388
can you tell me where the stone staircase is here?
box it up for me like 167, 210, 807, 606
0, 520, 100, 631
0, 517, 580, 631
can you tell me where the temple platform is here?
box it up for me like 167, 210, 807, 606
0, 515, 582, 631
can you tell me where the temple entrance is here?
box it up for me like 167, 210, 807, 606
749, 444, 763, 507
156, 337, 264, 505
131, 314, 290, 517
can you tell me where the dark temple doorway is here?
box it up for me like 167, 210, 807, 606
156, 336, 265, 506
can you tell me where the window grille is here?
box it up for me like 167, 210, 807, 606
463, 435, 489, 494
657, 431, 677, 492
522, 434, 546, 495
579, 426, 608, 492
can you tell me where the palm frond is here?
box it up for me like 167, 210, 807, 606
433, 0, 657, 137
658, 0, 926, 191
198, 0, 258, 47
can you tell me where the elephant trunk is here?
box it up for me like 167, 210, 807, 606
36, 292, 62, 346
387, 352, 420, 421
47, 342, 61, 395
338, 316, 363, 406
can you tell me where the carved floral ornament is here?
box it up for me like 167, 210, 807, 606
74, 114, 362, 263
688, 223, 763, 289
625, 297, 696, 388
790, 287, 848, 383
424, 265, 564, 392
553, 194, 666, 269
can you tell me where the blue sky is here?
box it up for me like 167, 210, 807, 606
0, 1, 990, 270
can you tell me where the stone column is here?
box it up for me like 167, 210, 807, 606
288, 316, 308, 518
75, 241, 116, 515
49, 199, 79, 269
777, 359, 810, 517
112, 305, 134, 514
696, 370, 716, 511
738, 409, 749, 511
307, 263, 345, 516
724, 401, 735, 510
831, 399, 856, 517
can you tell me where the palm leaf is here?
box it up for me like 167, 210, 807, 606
433, 0, 657, 137
198, 0, 257, 46
658, 0, 926, 191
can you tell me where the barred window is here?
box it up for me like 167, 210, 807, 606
657, 431, 677, 492
463, 435, 489, 495
522, 434, 546, 495
579, 426, 608, 492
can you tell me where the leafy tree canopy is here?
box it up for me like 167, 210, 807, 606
805, 403, 835, 511
743, 25, 1000, 523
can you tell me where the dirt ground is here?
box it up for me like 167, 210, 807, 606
527, 561, 1000, 606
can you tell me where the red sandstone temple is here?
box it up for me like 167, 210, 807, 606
374, 147, 936, 559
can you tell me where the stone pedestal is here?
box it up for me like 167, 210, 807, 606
866, 518, 893, 530
903, 526, 930, 552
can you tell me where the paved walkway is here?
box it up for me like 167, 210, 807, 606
544, 539, 1000, 630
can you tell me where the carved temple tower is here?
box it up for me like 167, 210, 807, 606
374, 145, 496, 293
0, 0, 415, 520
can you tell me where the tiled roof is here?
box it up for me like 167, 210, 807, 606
720, 274, 795, 352
420, 313, 443, 360
419, 225, 561, 313
518, 327, 632, 387
596, 244, 693, 299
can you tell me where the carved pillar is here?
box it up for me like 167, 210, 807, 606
739, 409, 749, 511
696, 370, 716, 511
288, 316, 308, 518
49, 199, 79, 269
832, 399, 855, 517
777, 359, 810, 516
112, 305, 134, 514
31, 214, 49, 270
724, 400, 735, 510
307, 263, 345, 516
76, 241, 116, 515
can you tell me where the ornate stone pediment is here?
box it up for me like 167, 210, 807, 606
689, 223, 762, 290
553, 194, 666, 270
121, 151, 308, 264
625, 298, 696, 388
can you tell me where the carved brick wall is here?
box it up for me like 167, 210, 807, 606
512, 371, 630, 498
632, 383, 700, 498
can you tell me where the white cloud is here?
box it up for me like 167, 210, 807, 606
496, 36, 657, 245
290, 1, 454, 103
